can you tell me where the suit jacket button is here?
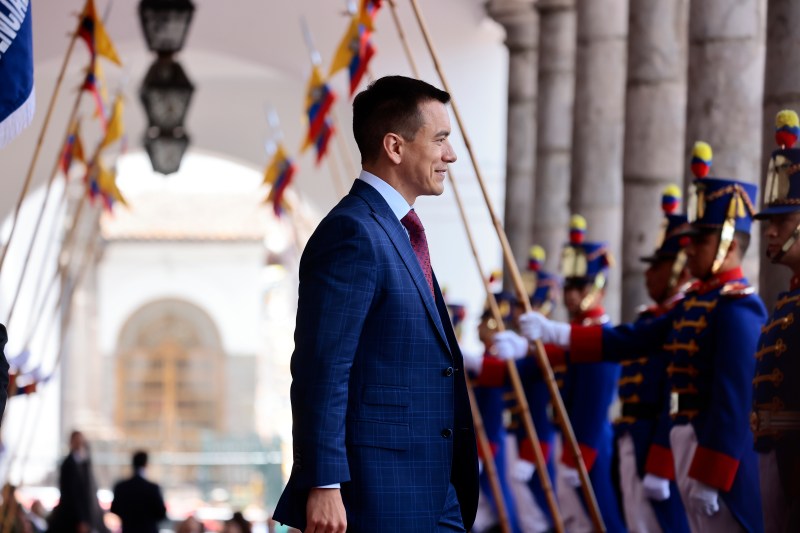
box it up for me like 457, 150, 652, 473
443, 367, 454, 376
441, 428, 452, 438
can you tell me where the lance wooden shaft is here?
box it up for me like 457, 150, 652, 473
407, 1, 604, 529
327, 145, 347, 197
1, 216, 100, 501
465, 378, 510, 533
24, 196, 87, 349
5, 95, 83, 326
0, 30, 79, 274
330, 107, 358, 178
21, 186, 68, 345
448, 169, 562, 531
387, 0, 421, 78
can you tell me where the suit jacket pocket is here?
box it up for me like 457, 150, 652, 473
348, 418, 410, 451
362, 385, 410, 407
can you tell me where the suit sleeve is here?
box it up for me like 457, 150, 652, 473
289, 214, 378, 488
569, 313, 673, 364
688, 297, 766, 491
0, 324, 9, 421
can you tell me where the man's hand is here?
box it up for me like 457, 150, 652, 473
642, 473, 670, 501
688, 479, 719, 516
519, 312, 571, 347
306, 488, 347, 533
492, 331, 528, 360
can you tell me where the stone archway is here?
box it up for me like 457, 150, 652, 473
115, 298, 224, 466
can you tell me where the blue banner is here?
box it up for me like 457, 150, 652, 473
0, 0, 34, 149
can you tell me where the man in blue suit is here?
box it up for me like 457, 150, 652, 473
273, 76, 478, 532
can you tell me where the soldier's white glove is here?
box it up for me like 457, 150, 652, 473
519, 312, 571, 347
492, 331, 529, 360
561, 466, 581, 488
512, 459, 536, 482
461, 345, 484, 374
642, 474, 670, 501
688, 480, 719, 516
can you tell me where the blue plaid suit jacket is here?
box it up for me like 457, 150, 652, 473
273, 179, 478, 531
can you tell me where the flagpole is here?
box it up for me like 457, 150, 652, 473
386, 0, 420, 78
406, 1, 604, 530
330, 107, 358, 178
327, 143, 348, 197
1, 208, 101, 500
0, 28, 80, 275
0, 205, 100, 528
300, 17, 358, 186
4, 93, 83, 326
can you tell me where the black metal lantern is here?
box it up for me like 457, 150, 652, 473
143, 127, 190, 175
138, 0, 195, 56
140, 57, 194, 131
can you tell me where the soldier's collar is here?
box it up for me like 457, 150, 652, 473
792, 275, 800, 292
695, 266, 744, 294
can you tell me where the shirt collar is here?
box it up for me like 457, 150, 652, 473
358, 170, 413, 222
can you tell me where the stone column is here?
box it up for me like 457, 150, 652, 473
488, 0, 539, 274
684, 0, 766, 282
759, 0, 800, 310
570, 0, 628, 321
533, 0, 576, 275
621, 0, 689, 320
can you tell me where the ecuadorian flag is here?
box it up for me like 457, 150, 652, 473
0, 0, 34, 149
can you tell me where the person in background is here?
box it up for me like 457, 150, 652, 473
751, 109, 800, 532
48, 431, 108, 533
110, 451, 167, 533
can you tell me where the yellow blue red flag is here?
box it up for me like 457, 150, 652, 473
78, 0, 121, 65
329, 13, 376, 96
302, 66, 336, 150
263, 144, 297, 217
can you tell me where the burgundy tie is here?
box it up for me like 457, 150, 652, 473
401, 209, 434, 296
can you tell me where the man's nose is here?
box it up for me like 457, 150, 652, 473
444, 141, 457, 163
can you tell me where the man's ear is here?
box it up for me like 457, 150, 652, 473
383, 133, 403, 165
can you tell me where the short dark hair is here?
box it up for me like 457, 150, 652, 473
352, 76, 450, 164
132, 450, 148, 469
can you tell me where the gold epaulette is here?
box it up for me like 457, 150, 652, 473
721, 281, 755, 298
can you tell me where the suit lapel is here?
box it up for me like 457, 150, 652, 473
351, 181, 451, 354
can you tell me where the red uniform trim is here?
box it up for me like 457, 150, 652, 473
543, 344, 566, 366
561, 442, 598, 472
476, 440, 499, 461
644, 444, 676, 480
477, 356, 507, 387
569, 325, 604, 363
518, 437, 552, 463
688, 446, 740, 491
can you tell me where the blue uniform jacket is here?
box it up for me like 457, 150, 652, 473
273, 180, 478, 531
571, 267, 766, 532
752, 282, 800, 497
617, 301, 689, 533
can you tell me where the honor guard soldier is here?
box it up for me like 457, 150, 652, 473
496, 216, 627, 533
509, 246, 562, 532
752, 110, 800, 533
513, 142, 767, 532
616, 185, 691, 533
463, 291, 523, 533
